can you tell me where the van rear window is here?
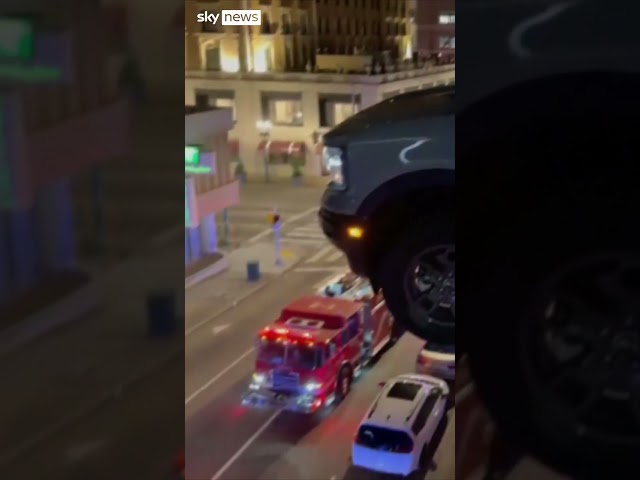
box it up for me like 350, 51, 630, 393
387, 381, 421, 401
355, 425, 414, 453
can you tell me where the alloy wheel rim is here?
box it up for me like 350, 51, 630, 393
404, 244, 456, 329
522, 253, 640, 445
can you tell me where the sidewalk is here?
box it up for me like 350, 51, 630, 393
185, 242, 302, 329
0, 240, 184, 467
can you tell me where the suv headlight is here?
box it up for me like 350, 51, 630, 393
323, 147, 346, 189
252, 373, 266, 385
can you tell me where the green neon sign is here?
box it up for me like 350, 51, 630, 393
185, 145, 201, 166
0, 18, 35, 61
0, 64, 62, 82
0, 97, 14, 208
185, 181, 191, 225
185, 165, 212, 175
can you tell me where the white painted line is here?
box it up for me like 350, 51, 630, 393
295, 266, 348, 274
325, 250, 344, 262
246, 206, 317, 244
286, 231, 325, 239
65, 440, 105, 463
210, 409, 282, 480
211, 324, 230, 335
185, 282, 267, 336
185, 348, 255, 405
306, 244, 334, 263
292, 226, 321, 233
282, 238, 325, 246
455, 381, 474, 403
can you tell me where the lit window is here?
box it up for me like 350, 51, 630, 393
438, 13, 455, 25
319, 94, 361, 127
195, 90, 236, 120
438, 36, 455, 49
261, 92, 304, 126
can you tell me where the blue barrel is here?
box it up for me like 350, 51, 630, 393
247, 261, 261, 282
146, 291, 178, 337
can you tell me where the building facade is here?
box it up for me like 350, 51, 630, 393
185, 0, 415, 74
185, 66, 454, 178
0, 1, 128, 304
184, 0, 454, 179
414, 0, 455, 62
185, 106, 240, 266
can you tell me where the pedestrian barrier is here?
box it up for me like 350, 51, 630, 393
146, 290, 178, 337
246, 260, 261, 282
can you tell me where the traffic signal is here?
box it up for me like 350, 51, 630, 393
270, 213, 280, 225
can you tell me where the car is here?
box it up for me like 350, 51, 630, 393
319, 87, 455, 344
416, 341, 455, 380
352, 374, 449, 477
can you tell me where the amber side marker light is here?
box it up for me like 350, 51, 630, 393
347, 226, 364, 239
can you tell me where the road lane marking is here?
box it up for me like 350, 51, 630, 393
325, 250, 343, 262
65, 440, 105, 463
287, 231, 325, 239
295, 266, 348, 274
185, 348, 255, 405
210, 409, 282, 480
185, 282, 267, 336
306, 244, 334, 263
282, 238, 325, 245
211, 324, 230, 335
245, 206, 317, 244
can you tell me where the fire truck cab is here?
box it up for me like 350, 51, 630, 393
242, 294, 395, 413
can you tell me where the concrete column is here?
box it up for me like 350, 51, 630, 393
0, 213, 11, 303
186, 227, 202, 263
9, 207, 39, 291
35, 178, 76, 272
200, 213, 218, 254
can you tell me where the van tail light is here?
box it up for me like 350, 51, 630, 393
418, 354, 432, 366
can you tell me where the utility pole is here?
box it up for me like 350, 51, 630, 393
271, 207, 283, 266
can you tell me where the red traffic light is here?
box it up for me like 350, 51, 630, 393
268, 213, 280, 224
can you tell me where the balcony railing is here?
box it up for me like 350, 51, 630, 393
186, 65, 455, 85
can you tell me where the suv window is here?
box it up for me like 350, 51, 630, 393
411, 392, 440, 435
355, 425, 414, 453
387, 382, 421, 401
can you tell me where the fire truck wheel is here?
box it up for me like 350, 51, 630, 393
377, 214, 455, 344
336, 366, 352, 401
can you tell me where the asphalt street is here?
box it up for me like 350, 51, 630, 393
185, 244, 456, 480
1, 359, 184, 480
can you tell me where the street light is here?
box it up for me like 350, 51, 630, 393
256, 119, 273, 182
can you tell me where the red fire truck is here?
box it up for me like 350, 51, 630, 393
242, 292, 395, 413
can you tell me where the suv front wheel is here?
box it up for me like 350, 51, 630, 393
377, 214, 455, 344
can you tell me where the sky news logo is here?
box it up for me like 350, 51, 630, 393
196, 10, 261, 26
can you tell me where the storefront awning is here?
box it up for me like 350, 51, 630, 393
228, 139, 239, 158
257, 140, 306, 155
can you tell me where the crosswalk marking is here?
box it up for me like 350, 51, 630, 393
306, 244, 334, 263
287, 232, 325, 240
325, 250, 343, 262
282, 238, 325, 246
